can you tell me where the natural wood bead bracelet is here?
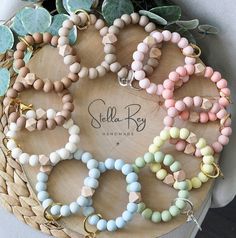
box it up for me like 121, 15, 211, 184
131, 30, 198, 95
4, 81, 74, 130
13, 33, 79, 88
148, 127, 221, 190
58, 11, 109, 79
102, 13, 160, 86
5, 119, 80, 166
39, 150, 96, 219
86, 159, 141, 232
133, 152, 190, 223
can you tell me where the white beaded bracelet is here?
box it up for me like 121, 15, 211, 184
58, 11, 110, 79
5, 118, 80, 167
132, 30, 199, 95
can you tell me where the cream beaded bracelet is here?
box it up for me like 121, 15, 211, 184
131, 30, 199, 94
4, 82, 74, 130
102, 13, 161, 87
5, 119, 80, 166
133, 151, 190, 223
58, 11, 110, 79
148, 127, 222, 189
13, 33, 79, 88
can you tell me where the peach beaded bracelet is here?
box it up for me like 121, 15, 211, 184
131, 30, 199, 95
58, 11, 110, 79
13, 33, 79, 89
101, 13, 161, 87
4, 81, 74, 131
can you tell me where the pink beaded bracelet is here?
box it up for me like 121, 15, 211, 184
13, 33, 79, 89
102, 13, 161, 86
131, 30, 198, 95
58, 11, 110, 79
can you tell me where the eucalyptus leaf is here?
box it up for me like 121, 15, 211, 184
198, 24, 219, 35
176, 19, 199, 30
102, 0, 134, 25
11, 9, 28, 36
21, 7, 52, 34
63, 0, 71, 13
0, 68, 11, 96
48, 14, 77, 44
68, 0, 94, 12
56, 0, 67, 13
0, 26, 14, 54
150, 5, 181, 23
139, 10, 167, 25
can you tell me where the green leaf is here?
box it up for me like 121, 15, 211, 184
56, 0, 67, 14
21, 7, 52, 34
67, 0, 94, 12
102, 0, 134, 25
198, 24, 219, 35
0, 68, 11, 96
47, 14, 77, 45
152, 0, 176, 6
150, 5, 181, 23
63, 0, 71, 13
176, 19, 199, 30
0, 26, 14, 54
139, 10, 167, 25
11, 9, 28, 36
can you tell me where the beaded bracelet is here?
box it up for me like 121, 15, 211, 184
162, 63, 232, 153
133, 152, 190, 223
13, 33, 79, 88
4, 82, 74, 130
131, 30, 198, 95
102, 13, 161, 87
38, 149, 96, 219
5, 119, 80, 166
148, 127, 221, 189
58, 11, 110, 79
85, 159, 141, 232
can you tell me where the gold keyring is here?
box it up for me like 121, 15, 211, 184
75, 9, 91, 30
200, 162, 222, 178
130, 79, 143, 91
83, 214, 102, 236
183, 43, 201, 58
43, 203, 62, 221
18, 36, 34, 52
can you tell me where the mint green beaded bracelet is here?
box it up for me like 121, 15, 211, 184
133, 151, 190, 223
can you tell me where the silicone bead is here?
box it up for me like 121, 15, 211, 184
36, 182, 47, 192
70, 202, 80, 214
126, 172, 138, 183
169, 205, 180, 217
180, 128, 190, 140
37, 172, 48, 182
161, 210, 172, 222
105, 158, 115, 169
156, 169, 167, 180
196, 138, 207, 149
170, 161, 181, 172
115, 217, 126, 229
178, 190, 189, 199
151, 211, 161, 223
83, 207, 95, 216
153, 136, 164, 147
137, 202, 146, 213
127, 203, 138, 213
122, 210, 133, 221
114, 159, 125, 170
178, 181, 188, 190
51, 204, 61, 216
89, 168, 100, 179
203, 155, 214, 164
198, 172, 209, 183
98, 162, 106, 173
191, 177, 202, 189
144, 152, 154, 163
74, 149, 83, 160
135, 157, 146, 168
202, 164, 214, 174
163, 154, 174, 166
175, 199, 186, 210
81, 152, 93, 163
77, 196, 89, 207
142, 208, 153, 220
97, 219, 107, 231
37, 191, 49, 202
84, 177, 99, 189
107, 220, 117, 232
154, 151, 165, 163
42, 199, 53, 209
87, 159, 99, 169
150, 163, 161, 172
60, 205, 71, 216
160, 130, 170, 140
170, 127, 180, 138
89, 214, 100, 225
122, 164, 133, 175
129, 182, 141, 192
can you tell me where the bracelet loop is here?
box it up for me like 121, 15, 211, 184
200, 162, 223, 178
75, 9, 91, 30
83, 214, 102, 238
183, 43, 201, 58
44, 203, 63, 221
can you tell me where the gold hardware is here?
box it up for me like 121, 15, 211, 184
183, 43, 201, 58
18, 36, 34, 52
75, 9, 91, 30
9, 98, 33, 114
19, 102, 33, 112
200, 162, 223, 179
83, 214, 102, 238
220, 114, 231, 129
43, 203, 62, 221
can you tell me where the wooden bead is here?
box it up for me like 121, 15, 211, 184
14, 50, 24, 59
145, 22, 156, 32
150, 48, 162, 59
26, 118, 37, 131
7, 88, 17, 98
131, 13, 140, 24
63, 102, 74, 112
110, 62, 121, 73
46, 119, 56, 130
39, 155, 50, 165
58, 36, 69, 46
9, 112, 19, 122
16, 116, 26, 129
58, 27, 69, 37
24, 35, 34, 45
129, 192, 142, 203
36, 108, 47, 120
102, 33, 118, 45
61, 110, 71, 120
144, 36, 156, 47
105, 54, 116, 64
186, 132, 198, 144
14, 59, 25, 69
54, 81, 64, 92
114, 18, 125, 28
19, 67, 30, 77
61, 77, 72, 88
189, 112, 200, 123
55, 115, 65, 126
33, 32, 43, 44
51, 36, 59, 47
173, 170, 186, 182
43, 81, 53, 92
104, 44, 116, 54
163, 174, 175, 186
139, 15, 149, 26
43, 32, 52, 43
70, 62, 81, 74
184, 144, 196, 155
33, 79, 44, 90
37, 119, 46, 130
81, 186, 95, 197
59, 45, 73, 57
100, 26, 108, 36
13, 82, 24, 92
147, 58, 159, 68
89, 68, 98, 79
16, 41, 27, 51
121, 14, 132, 25
108, 25, 119, 35
62, 94, 73, 103
78, 67, 89, 78
201, 98, 213, 110
25, 73, 36, 85
95, 19, 105, 30
90, 14, 97, 25
64, 55, 76, 65
195, 63, 206, 76
68, 72, 79, 82
70, 13, 81, 25
63, 19, 74, 29
96, 65, 106, 77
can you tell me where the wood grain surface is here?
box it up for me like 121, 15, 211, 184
15, 25, 221, 237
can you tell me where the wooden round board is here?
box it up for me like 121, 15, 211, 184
15, 26, 220, 237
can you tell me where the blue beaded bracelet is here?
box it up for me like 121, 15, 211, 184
81, 158, 141, 232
